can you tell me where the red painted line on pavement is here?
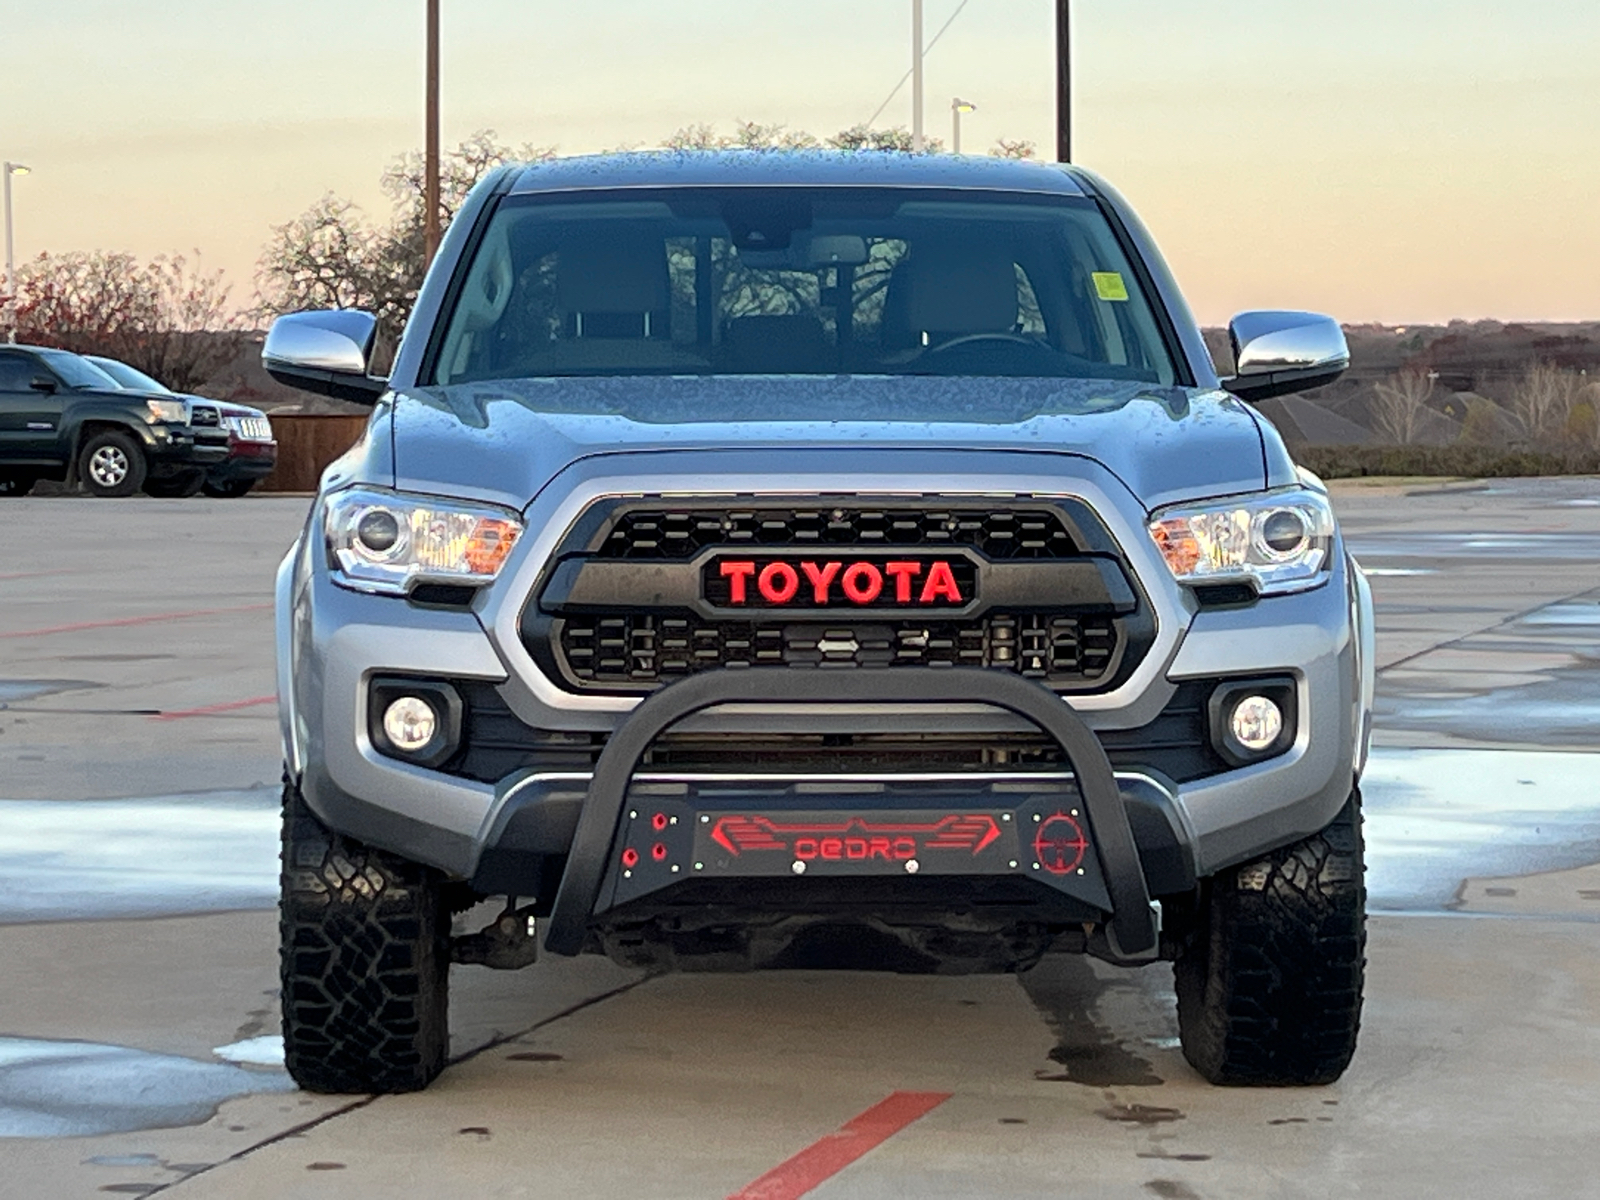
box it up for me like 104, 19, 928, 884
0, 603, 272, 640
153, 695, 277, 720
727, 1091, 952, 1200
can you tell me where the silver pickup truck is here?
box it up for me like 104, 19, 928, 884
264, 151, 1374, 1094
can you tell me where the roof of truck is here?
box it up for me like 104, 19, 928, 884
507, 150, 1090, 197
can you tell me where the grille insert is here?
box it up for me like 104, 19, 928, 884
601, 507, 1081, 561
557, 612, 1118, 689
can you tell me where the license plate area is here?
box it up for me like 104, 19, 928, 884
599, 784, 1112, 912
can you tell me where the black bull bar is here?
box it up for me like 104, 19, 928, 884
543, 668, 1160, 961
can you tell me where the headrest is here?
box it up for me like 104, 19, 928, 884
897, 242, 1019, 335
556, 234, 668, 314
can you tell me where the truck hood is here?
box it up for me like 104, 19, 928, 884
385, 375, 1267, 513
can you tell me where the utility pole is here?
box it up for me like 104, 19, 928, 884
424, 0, 441, 263
911, 0, 925, 151
3, 162, 28, 344
1055, 0, 1071, 162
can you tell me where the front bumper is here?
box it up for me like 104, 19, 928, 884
279, 529, 1363, 954
207, 442, 278, 484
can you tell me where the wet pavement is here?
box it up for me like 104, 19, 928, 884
0, 480, 1597, 1197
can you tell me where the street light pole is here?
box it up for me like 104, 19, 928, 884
951, 98, 975, 154
911, 0, 925, 151
1055, 0, 1071, 162
424, 0, 441, 263
3, 162, 29, 344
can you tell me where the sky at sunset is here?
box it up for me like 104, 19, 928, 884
2, 0, 1596, 325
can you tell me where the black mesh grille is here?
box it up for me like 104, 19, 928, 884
557, 612, 1118, 688
601, 507, 1081, 560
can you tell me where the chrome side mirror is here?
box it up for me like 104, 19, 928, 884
263, 310, 386, 403
1222, 311, 1349, 403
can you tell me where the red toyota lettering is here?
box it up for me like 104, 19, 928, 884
720, 560, 756, 604
884, 561, 922, 602
758, 561, 800, 603
801, 560, 841, 604
919, 561, 963, 604
841, 561, 883, 604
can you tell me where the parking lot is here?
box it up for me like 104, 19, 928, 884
3, 478, 1599, 1198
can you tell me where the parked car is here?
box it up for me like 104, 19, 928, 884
264, 152, 1373, 1095
84, 355, 277, 498
0, 345, 230, 497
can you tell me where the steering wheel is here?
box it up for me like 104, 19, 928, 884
926, 332, 1040, 354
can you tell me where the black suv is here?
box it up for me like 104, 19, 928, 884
0, 344, 231, 497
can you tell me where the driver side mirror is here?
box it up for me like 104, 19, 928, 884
1221, 311, 1349, 403
262, 309, 387, 404
29, 375, 57, 394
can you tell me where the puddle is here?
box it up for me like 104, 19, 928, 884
1019, 954, 1164, 1086
1346, 532, 1600, 561
1375, 661, 1600, 748
0, 679, 99, 704
212, 1036, 283, 1067
1516, 602, 1600, 628
0, 788, 279, 923
1363, 747, 1600, 911
0, 1037, 292, 1139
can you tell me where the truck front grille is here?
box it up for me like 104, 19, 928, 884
601, 506, 1082, 560
556, 612, 1118, 688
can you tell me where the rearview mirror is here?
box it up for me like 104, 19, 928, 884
263, 310, 386, 403
1222, 311, 1349, 403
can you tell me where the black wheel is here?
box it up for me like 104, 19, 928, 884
202, 478, 256, 498
77, 430, 147, 498
143, 470, 206, 499
0, 474, 36, 497
280, 777, 450, 1094
1174, 790, 1366, 1086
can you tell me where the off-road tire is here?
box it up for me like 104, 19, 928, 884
202, 478, 255, 498
1174, 789, 1366, 1086
77, 429, 147, 498
279, 777, 450, 1094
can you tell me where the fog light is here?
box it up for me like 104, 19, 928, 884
382, 696, 437, 753
1230, 695, 1283, 752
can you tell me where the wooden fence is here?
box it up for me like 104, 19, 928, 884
257, 414, 371, 493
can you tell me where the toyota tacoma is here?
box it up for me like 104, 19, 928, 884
265, 152, 1374, 1094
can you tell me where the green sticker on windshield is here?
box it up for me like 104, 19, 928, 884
1092, 271, 1129, 302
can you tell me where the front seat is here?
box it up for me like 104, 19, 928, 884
881, 242, 1021, 352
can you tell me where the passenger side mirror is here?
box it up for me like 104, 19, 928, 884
263, 310, 387, 403
29, 375, 57, 394
1221, 311, 1349, 403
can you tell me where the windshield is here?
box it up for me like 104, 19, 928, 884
432, 188, 1178, 385
86, 356, 171, 393
35, 349, 122, 390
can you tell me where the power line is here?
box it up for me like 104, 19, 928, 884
865, 0, 972, 129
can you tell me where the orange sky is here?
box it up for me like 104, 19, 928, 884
2, 0, 1596, 325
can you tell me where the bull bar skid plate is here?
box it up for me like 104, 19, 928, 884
543, 668, 1159, 960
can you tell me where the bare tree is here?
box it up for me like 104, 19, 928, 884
254, 131, 554, 354
1369, 368, 1434, 445
989, 137, 1038, 159
14, 250, 244, 393
1509, 361, 1583, 444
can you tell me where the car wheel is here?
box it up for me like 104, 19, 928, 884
0, 474, 36, 497
1173, 789, 1366, 1086
201, 478, 256, 499
77, 430, 148, 498
280, 775, 451, 1094
143, 470, 207, 499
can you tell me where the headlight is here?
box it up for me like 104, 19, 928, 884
324, 488, 523, 595
1148, 487, 1335, 596
144, 398, 188, 424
